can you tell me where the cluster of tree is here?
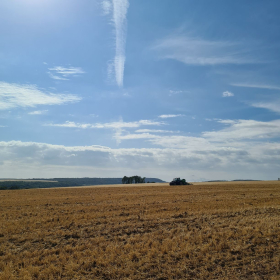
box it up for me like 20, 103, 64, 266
122, 176, 146, 184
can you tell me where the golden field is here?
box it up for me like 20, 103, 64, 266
0, 181, 280, 279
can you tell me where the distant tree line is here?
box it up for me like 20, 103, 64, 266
0, 177, 165, 190
122, 176, 146, 184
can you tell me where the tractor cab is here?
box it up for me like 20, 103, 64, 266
173, 177, 180, 181
170, 178, 181, 185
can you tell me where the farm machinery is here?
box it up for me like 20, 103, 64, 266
169, 178, 191, 186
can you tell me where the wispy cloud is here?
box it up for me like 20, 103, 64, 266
104, 0, 129, 87
48, 66, 85, 80
47, 119, 164, 129
222, 91, 234, 97
169, 89, 190, 96
115, 118, 280, 148
152, 35, 259, 65
48, 72, 69, 81
135, 129, 177, 133
231, 83, 280, 90
102, 0, 112, 14
0, 82, 81, 110
203, 119, 280, 141
28, 110, 48, 115
169, 90, 183, 94
159, 114, 185, 119
252, 101, 280, 114
116, 133, 159, 140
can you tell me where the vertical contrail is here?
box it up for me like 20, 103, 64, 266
111, 0, 129, 87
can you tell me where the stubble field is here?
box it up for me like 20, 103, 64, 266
0, 181, 280, 279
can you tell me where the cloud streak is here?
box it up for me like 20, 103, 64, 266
159, 114, 185, 119
113, 118, 280, 149
252, 101, 280, 114
135, 129, 177, 133
28, 110, 48, 115
105, 0, 129, 87
47, 119, 164, 129
152, 35, 260, 65
203, 119, 280, 141
0, 82, 81, 110
48, 66, 85, 80
231, 83, 280, 90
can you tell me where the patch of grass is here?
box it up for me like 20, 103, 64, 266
0, 181, 280, 279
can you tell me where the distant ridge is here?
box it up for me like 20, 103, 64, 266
206, 180, 228, 182
231, 179, 262, 181
0, 177, 165, 190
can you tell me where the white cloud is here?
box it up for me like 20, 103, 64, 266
169, 90, 190, 96
1, 137, 280, 181
28, 110, 48, 115
149, 135, 211, 150
115, 133, 211, 150
0, 82, 81, 110
159, 114, 185, 118
135, 129, 176, 133
49, 66, 85, 76
222, 91, 234, 97
48, 72, 69, 81
47, 119, 164, 129
169, 90, 189, 96
105, 0, 129, 87
48, 66, 85, 80
217, 119, 236, 125
231, 83, 280, 90
251, 101, 280, 114
116, 133, 158, 140
169, 90, 183, 94
203, 119, 280, 141
102, 0, 112, 14
152, 35, 258, 65
115, 118, 280, 149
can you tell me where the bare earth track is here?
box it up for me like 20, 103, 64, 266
0, 181, 280, 279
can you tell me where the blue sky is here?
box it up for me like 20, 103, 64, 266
1, 0, 280, 181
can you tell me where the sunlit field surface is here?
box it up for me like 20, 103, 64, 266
1, 181, 280, 279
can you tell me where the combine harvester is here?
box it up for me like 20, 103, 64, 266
169, 178, 191, 186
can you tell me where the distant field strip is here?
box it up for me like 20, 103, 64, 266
49, 183, 170, 189
0, 181, 280, 279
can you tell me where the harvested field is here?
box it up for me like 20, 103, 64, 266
0, 181, 280, 279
